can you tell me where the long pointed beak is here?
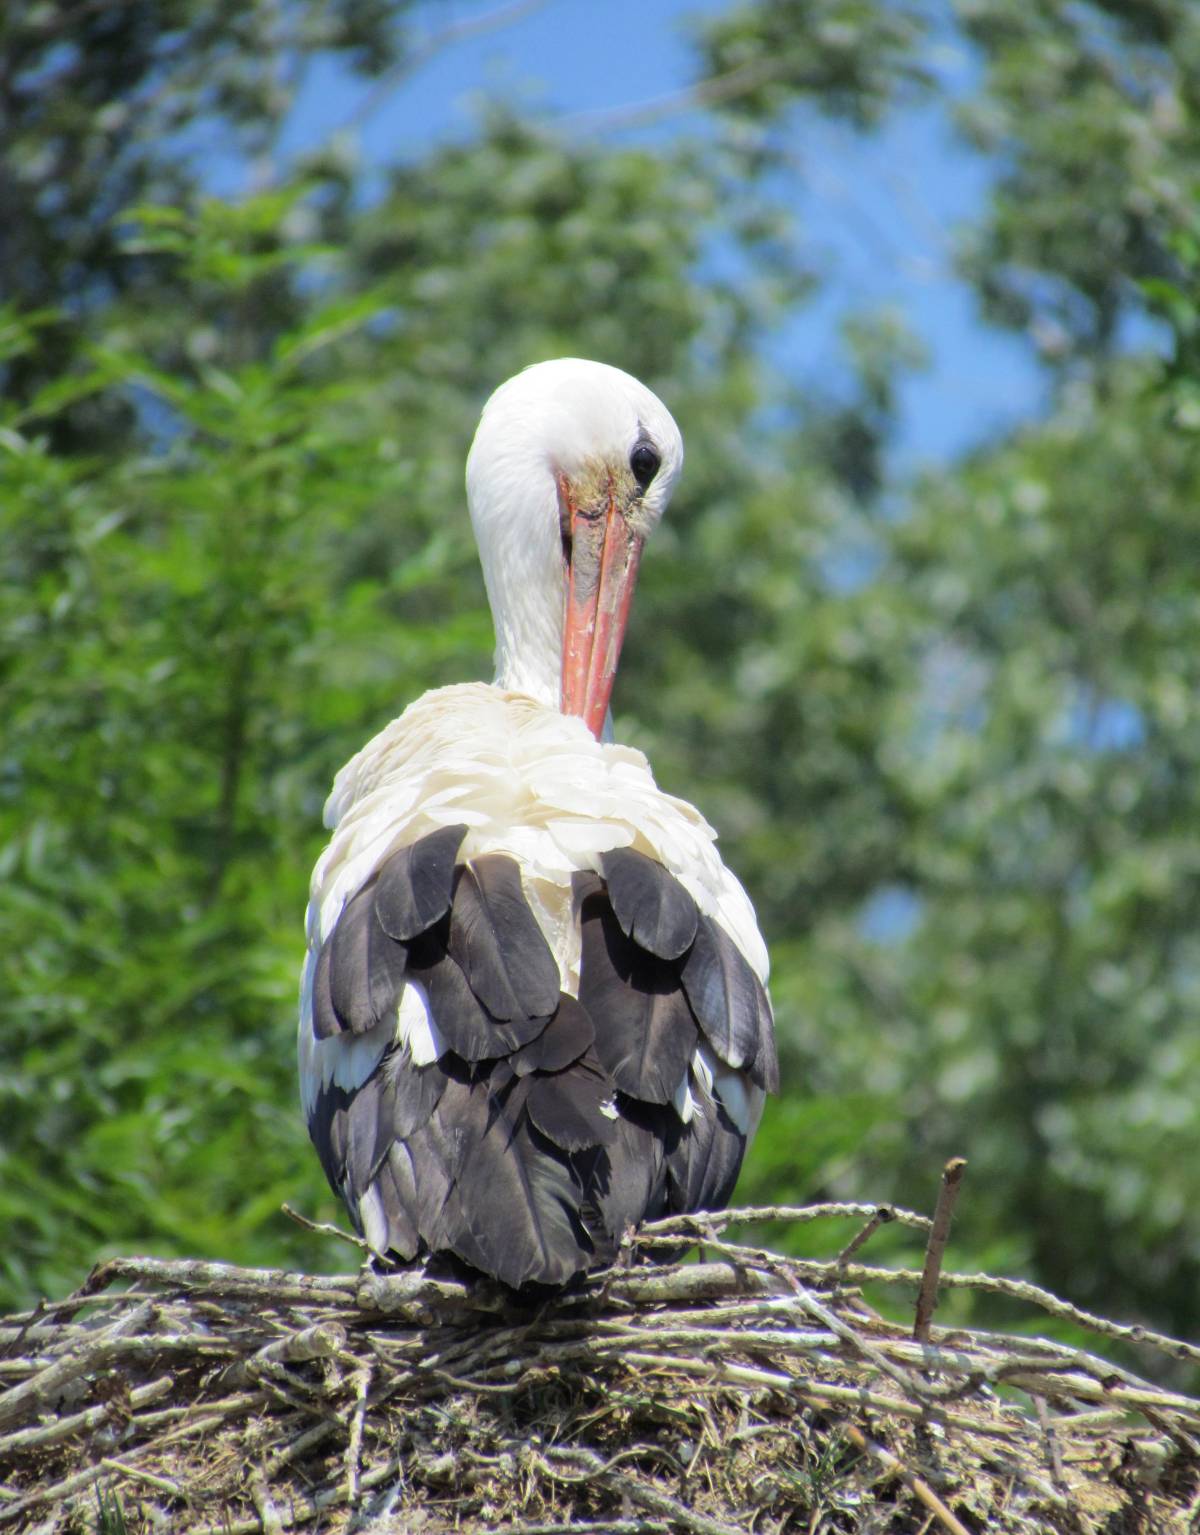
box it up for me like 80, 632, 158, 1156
560, 473, 644, 739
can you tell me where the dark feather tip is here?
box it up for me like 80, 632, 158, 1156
375, 823, 468, 941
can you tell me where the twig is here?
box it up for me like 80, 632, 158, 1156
787, 1256, 1200, 1366
575, 1258, 786, 1309
140, 1390, 264, 1429
837, 1205, 898, 1264
0, 1298, 47, 1362
496, 1524, 668, 1534
914, 1158, 968, 1344
263, 1417, 340, 1479
0, 1458, 111, 1526
584, 1245, 1200, 1368
842, 1422, 974, 1535
82, 1255, 361, 1309
282, 1203, 371, 1255
641, 1202, 932, 1238
786, 1280, 930, 1402
2, 1206, 1197, 1530
0, 1290, 135, 1332
223, 1322, 348, 1388
0, 1373, 174, 1455
249, 1469, 284, 1535
1033, 1396, 1069, 1496
345, 1365, 371, 1505
355, 1269, 488, 1321
1140, 1401, 1200, 1460
540, 1445, 744, 1535
99, 1457, 184, 1497
613, 1351, 1023, 1439
1002, 1371, 1200, 1425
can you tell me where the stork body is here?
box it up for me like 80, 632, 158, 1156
299, 361, 777, 1287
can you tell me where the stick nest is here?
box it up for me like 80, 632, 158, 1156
3, 1204, 1199, 1534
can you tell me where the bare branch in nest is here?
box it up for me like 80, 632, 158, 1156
1, 1199, 1197, 1534
836, 1203, 899, 1265
641, 1200, 933, 1239
248, 1470, 284, 1535
842, 1422, 974, 1535
281, 1202, 372, 1256
914, 1157, 968, 1344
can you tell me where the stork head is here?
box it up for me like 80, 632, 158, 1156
466, 359, 684, 738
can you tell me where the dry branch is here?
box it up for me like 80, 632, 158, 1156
842, 1422, 974, 1535
914, 1157, 968, 1343
1, 1201, 1197, 1533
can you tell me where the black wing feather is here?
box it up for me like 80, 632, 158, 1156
408, 938, 550, 1060
680, 914, 779, 1092
306, 1087, 348, 1197
308, 835, 772, 1288
511, 994, 595, 1076
573, 1096, 671, 1258
393, 1074, 476, 1251
327, 879, 408, 1035
309, 1047, 450, 1211
577, 885, 698, 1104
372, 1144, 421, 1259
374, 823, 467, 941
448, 854, 561, 1019
359, 1065, 476, 1258
380, 1048, 448, 1139
437, 1078, 593, 1289
601, 846, 698, 960
527, 1056, 616, 1151
343, 1073, 397, 1206
666, 1077, 746, 1214
311, 934, 340, 1040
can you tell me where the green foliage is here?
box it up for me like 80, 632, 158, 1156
0, 202, 492, 1300
1144, 207, 1200, 427
847, 365, 1200, 1318
954, 0, 1200, 363
4, 0, 1200, 1346
696, 0, 933, 127
0, 0, 412, 449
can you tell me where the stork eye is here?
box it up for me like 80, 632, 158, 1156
630, 442, 661, 490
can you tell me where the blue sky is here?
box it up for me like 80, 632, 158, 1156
272, 0, 1045, 470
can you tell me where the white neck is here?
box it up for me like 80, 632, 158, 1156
491, 577, 562, 708
468, 437, 564, 710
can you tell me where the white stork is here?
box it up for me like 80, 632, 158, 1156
298, 359, 777, 1288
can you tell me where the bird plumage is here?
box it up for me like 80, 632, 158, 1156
298, 361, 776, 1288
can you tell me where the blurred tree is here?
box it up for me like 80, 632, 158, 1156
954, 0, 1199, 368
792, 354, 1200, 1323
0, 0, 408, 445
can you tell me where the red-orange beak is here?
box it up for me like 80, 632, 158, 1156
559, 472, 644, 739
